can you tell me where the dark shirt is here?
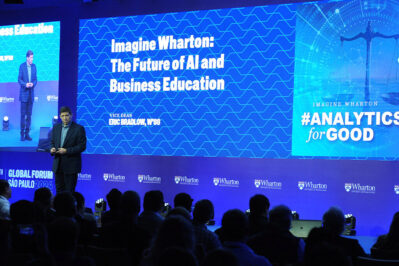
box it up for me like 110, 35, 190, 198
192, 222, 221, 253
306, 227, 366, 262
99, 218, 151, 265
371, 234, 399, 259
248, 213, 268, 236
101, 209, 120, 227
247, 223, 304, 265
224, 241, 272, 266
137, 211, 164, 236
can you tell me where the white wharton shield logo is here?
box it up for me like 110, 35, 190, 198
394, 185, 399, 195
103, 174, 109, 181
174, 176, 180, 184
138, 175, 144, 183
298, 182, 305, 190
345, 183, 352, 192
254, 180, 261, 188
213, 178, 220, 186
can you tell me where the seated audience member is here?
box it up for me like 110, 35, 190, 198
305, 207, 365, 264
371, 211, 399, 259
33, 187, 55, 223
248, 194, 270, 236
48, 217, 95, 266
0, 179, 11, 220
202, 248, 239, 266
167, 206, 192, 221
220, 209, 271, 266
192, 199, 221, 253
53, 192, 97, 247
53, 192, 77, 218
305, 235, 352, 266
100, 190, 151, 265
174, 192, 194, 213
8, 200, 50, 265
141, 215, 196, 266
73, 192, 97, 244
247, 205, 304, 265
101, 188, 122, 226
157, 246, 198, 266
138, 190, 165, 236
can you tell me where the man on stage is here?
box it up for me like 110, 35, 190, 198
51, 106, 86, 193
18, 50, 37, 141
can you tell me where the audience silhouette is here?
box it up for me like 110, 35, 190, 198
0, 185, 398, 266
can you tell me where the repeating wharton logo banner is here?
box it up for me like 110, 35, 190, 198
254, 179, 282, 189
297, 181, 327, 192
344, 183, 375, 194
174, 176, 199, 186
213, 177, 239, 188
138, 174, 161, 184
103, 173, 126, 182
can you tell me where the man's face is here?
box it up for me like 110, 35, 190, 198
26, 55, 33, 65
60, 112, 72, 125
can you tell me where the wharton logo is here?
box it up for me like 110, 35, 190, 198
78, 173, 92, 181
298, 181, 327, 192
103, 173, 125, 183
213, 177, 239, 188
0, 169, 3, 175
138, 174, 161, 184
395, 185, 399, 195
0, 97, 14, 103
174, 176, 199, 186
344, 183, 375, 194
46, 95, 58, 102
254, 179, 282, 190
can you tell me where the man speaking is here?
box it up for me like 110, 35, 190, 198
51, 106, 86, 193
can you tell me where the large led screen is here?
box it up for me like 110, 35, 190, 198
78, 0, 399, 160
0, 21, 60, 151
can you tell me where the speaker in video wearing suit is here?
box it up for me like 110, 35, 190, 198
51, 106, 86, 193
18, 50, 37, 141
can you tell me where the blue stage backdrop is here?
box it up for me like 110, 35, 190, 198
1, 0, 399, 237
0, 21, 60, 150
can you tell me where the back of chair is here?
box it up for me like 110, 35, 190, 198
86, 245, 131, 266
357, 256, 399, 266
371, 247, 399, 260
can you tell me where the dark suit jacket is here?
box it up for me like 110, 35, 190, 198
18, 62, 37, 102
51, 122, 86, 174
247, 223, 302, 264
305, 227, 366, 261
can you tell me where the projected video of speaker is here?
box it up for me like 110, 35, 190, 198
0, 21, 60, 151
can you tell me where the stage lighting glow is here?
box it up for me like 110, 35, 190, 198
343, 213, 356, 236
52, 115, 58, 125
2, 116, 9, 131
